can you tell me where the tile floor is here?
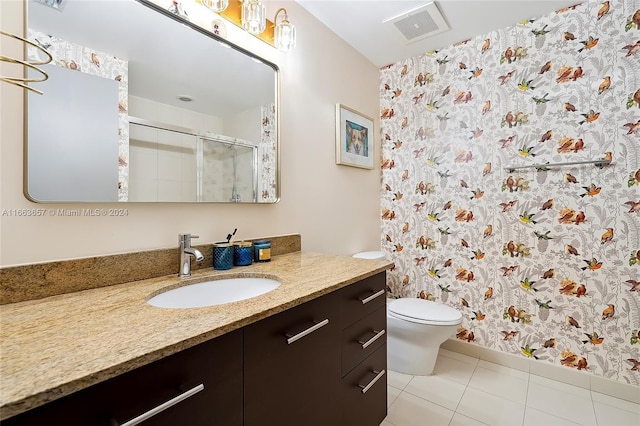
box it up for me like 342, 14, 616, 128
382, 349, 640, 426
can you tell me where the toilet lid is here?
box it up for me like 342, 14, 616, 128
388, 298, 462, 325
353, 251, 387, 260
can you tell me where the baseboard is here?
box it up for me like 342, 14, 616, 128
440, 338, 640, 405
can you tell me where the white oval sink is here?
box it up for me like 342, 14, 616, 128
148, 277, 280, 308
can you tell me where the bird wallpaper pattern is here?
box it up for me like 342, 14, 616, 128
27, 29, 130, 201
260, 104, 278, 202
380, 0, 640, 386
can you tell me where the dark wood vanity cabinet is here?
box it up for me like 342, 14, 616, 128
3, 329, 243, 426
339, 273, 388, 426
244, 271, 388, 426
5, 272, 387, 426
244, 291, 341, 426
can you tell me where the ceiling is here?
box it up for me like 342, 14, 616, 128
295, 0, 580, 68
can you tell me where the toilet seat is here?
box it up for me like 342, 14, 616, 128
388, 298, 462, 326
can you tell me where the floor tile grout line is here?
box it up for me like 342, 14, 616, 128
401, 363, 477, 410
398, 386, 459, 414
386, 360, 640, 426
589, 388, 599, 426
590, 394, 640, 415
385, 390, 399, 416
520, 367, 531, 426
465, 364, 531, 405
390, 374, 466, 424
527, 375, 603, 426
388, 383, 406, 391
384, 385, 398, 425
588, 388, 640, 423
388, 371, 414, 392
449, 356, 483, 424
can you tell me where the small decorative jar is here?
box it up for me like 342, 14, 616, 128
213, 242, 234, 270
253, 240, 271, 262
234, 241, 253, 266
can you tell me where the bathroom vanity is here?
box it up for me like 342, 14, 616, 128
245, 272, 387, 426
0, 252, 390, 425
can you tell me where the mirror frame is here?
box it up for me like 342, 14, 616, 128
23, 0, 281, 204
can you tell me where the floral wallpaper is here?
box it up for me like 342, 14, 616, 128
27, 30, 129, 200
260, 104, 277, 202
380, 0, 640, 385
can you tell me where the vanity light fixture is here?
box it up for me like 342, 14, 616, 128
241, 0, 266, 35
273, 8, 296, 52
217, 0, 296, 51
207, 0, 229, 12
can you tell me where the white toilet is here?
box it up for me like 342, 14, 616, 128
387, 298, 462, 375
353, 251, 463, 376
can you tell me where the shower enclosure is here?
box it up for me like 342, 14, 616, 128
128, 118, 257, 202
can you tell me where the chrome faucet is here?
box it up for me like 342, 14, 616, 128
179, 233, 204, 277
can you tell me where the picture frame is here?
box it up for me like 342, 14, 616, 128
335, 104, 375, 169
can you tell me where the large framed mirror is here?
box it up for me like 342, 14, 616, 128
24, 0, 279, 203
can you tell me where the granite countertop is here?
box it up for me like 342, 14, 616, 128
0, 251, 392, 420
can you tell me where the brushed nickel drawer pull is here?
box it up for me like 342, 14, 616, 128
358, 329, 386, 349
358, 369, 386, 394
286, 319, 329, 344
359, 289, 385, 305
115, 383, 204, 426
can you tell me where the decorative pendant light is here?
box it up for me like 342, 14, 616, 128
274, 8, 296, 52
241, 0, 266, 35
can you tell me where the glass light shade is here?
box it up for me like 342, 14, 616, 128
275, 21, 296, 52
209, 0, 228, 12
241, 0, 266, 34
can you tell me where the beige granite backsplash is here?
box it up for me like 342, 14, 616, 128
0, 234, 301, 305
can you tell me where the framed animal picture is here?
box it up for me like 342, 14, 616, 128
336, 104, 374, 169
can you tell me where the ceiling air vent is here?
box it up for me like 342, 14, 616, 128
384, 2, 449, 43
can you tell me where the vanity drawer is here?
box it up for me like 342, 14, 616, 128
4, 330, 243, 426
341, 305, 386, 377
340, 344, 387, 426
340, 272, 386, 327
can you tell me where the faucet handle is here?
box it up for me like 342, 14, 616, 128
179, 233, 199, 245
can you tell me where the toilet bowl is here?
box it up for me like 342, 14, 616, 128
352, 251, 462, 376
387, 298, 462, 375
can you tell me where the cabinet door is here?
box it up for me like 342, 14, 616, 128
4, 330, 243, 426
341, 344, 387, 426
244, 293, 340, 426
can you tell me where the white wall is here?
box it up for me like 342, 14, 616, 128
224, 107, 262, 143
128, 124, 199, 202
0, 0, 381, 266
129, 94, 225, 134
